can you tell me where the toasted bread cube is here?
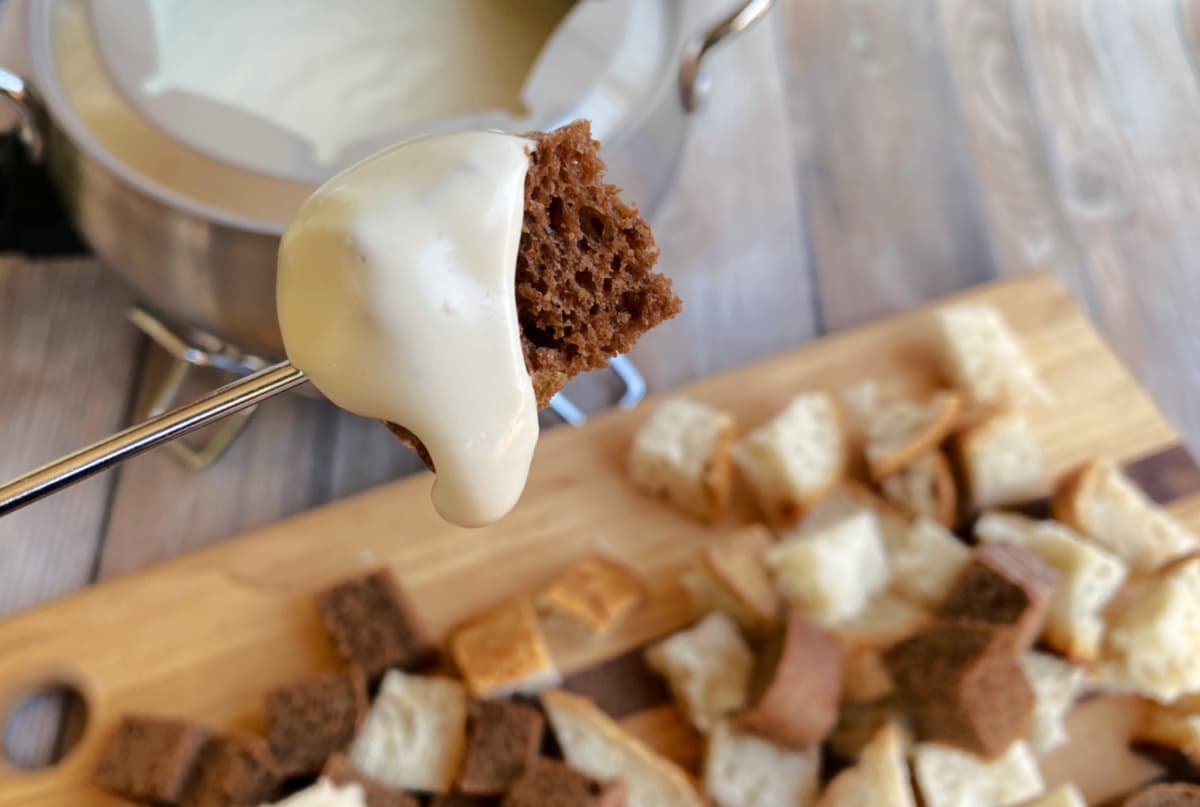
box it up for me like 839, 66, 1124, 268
450, 599, 559, 698
817, 722, 917, 807
881, 450, 958, 528
629, 398, 736, 522
504, 757, 626, 807
765, 511, 890, 625
913, 741, 1044, 807
1124, 783, 1200, 807
866, 392, 962, 480
704, 721, 821, 807
644, 612, 754, 732
827, 700, 910, 762
976, 512, 1127, 660
538, 554, 646, 636
1054, 457, 1200, 573
1017, 785, 1085, 807
541, 689, 706, 807
887, 517, 971, 609
681, 525, 780, 637
1103, 557, 1200, 703
1134, 700, 1200, 766
1019, 652, 1085, 752
349, 671, 467, 793
734, 392, 845, 526
956, 413, 1046, 511
936, 303, 1050, 409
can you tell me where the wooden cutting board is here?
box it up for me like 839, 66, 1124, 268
1, 272, 1197, 806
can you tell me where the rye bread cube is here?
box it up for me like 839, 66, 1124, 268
315, 569, 438, 682
735, 614, 843, 750
266, 666, 369, 777
180, 733, 280, 807
503, 757, 626, 807
884, 621, 1034, 759
457, 699, 545, 795
936, 541, 1062, 652
92, 715, 211, 804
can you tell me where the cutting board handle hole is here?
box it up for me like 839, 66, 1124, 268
2, 679, 89, 772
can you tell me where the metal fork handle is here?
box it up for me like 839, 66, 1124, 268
0, 361, 307, 517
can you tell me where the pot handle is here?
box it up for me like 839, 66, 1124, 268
0, 67, 44, 163
679, 0, 775, 112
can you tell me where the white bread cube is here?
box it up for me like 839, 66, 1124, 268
629, 398, 736, 523
541, 689, 705, 807
913, 741, 1044, 807
448, 598, 559, 698
644, 611, 754, 732
1103, 556, 1200, 703
1019, 785, 1086, 807
349, 671, 466, 793
881, 450, 958, 528
704, 720, 821, 807
681, 524, 780, 637
976, 512, 1127, 660
764, 511, 890, 625
834, 591, 931, 649
1019, 651, 1086, 752
733, 392, 845, 526
816, 722, 916, 807
1054, 457, 1200, 572
267, 780, 367, 806
936, 303, 1050, 409
887, 517, 971, 609
1134, 700, 1200, 764
865, 391, 961, 480
804, 482, 911, 552
955, 412, 1046, 511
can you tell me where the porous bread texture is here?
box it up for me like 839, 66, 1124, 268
704, 721, 822, 807
519, 120, 680, 406
912, 741, 1044, 807
388, 120, 680, 463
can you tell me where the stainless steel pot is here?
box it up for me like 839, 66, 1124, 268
0, 0, 772, 358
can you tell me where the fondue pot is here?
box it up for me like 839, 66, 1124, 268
0, 0, 771, 451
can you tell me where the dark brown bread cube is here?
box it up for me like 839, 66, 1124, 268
180, 734, 279, 807
937, 541, 1062, 651
458, 699, 545, 795
1125, 783, 1200, 806
266, 667, 368, 777
323, 754, 420, 807
92, 715, 210, 803
315, 569, 437, 681
735, 614, 842, 750
884, 620, 1034, 759
502, 757, 626, 807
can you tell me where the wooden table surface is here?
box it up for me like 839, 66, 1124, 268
3, 0, 1200, 767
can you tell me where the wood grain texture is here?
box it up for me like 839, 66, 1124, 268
936, 0, 1090, 292
0, 257, 137, 765
778, 0, 998, 331
1011, 0, 1200, 452
0, 274, 1184, 805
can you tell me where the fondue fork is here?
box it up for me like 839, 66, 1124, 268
0, 362, 307, 517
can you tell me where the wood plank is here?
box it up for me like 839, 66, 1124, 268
777, 0, 998, 331
0, 256, 138, 766
1011, 0, 1200, 451
935, 0, 1090, 294
0, 274, 1182, 805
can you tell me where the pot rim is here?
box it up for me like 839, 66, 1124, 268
24, 0, 694, 238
